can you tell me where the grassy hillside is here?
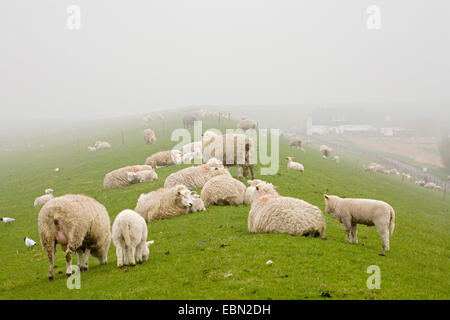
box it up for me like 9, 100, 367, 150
0, 112, 448, 300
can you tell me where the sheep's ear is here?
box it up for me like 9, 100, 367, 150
324, 195, 329, 200
178, 191, 181, 195
146, 241, 154, 247
256, 186, 259, 191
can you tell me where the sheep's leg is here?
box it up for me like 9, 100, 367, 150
127, 246, 136, 266
116, 245, 124, 268
65, 249, 73, 277
351, 224, 358, 244
82, 249, 90, 271
77, 250, 83, 270
47, 245, 55, 280
136, 243, 144, 264
342, 218, 352, 244
376, 225, 390, 252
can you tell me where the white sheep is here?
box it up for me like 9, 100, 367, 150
143, 129, 157, 145
112, 209, 153, 267
320, 145, 332, 158
333, 156, 340, 164
94, 141, 111, 150
415, 180, 426, 187
38, 194, 111, 280
182, 149, 203, 164
244, 179, 265, 205
237, 119, 258, 130
424, 182, 437, 190
134, 185, 194, 222
289, 137, 302, 148
34, 189, 54, 207
145, 150, 182, 168
164, 164, 229, 191
88, 146, 97, 152
324, 195, 395, 251
182, 141, 202, 154
127, 169, 158, 184
104, 165, 154, 189
248, 182, 326, 238
285, 157, 304, 172
200, 171, 247, 207
189, 192, 206, 212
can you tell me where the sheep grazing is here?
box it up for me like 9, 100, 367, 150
333, 156, 340, 164
143, 129, 157, 145
289, 137, 302, 148
88, 146, 97, 152
38, 194, 111, 280
320, 145, 332, 158
135, 185, 194, 222
112, 209, 152, 267
145, 150, 182, 168
104, 165, 154, 189
424, 182, 437, 190
200, 171, 247, 207
324, 195, 395, 251
183, 115, 197, 128
127, 169, 158, 184
248, 182, 326, 238
285, 157, 304, 172
164, 163, 229, 190
244, 179, 265, 205
34, 189, 54, 208
237, 119, 258, 130
189, 192, 206, 212
203, 133, 255, 180
94, 141, 111, 150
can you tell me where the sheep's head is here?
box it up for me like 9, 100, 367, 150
324, 195, 338, 214
142, 241, 154, 262
206, 157, 223, 166
252, 182, 278, 203
208, 167, 231, 178
247, 179, 264, 187
45, 189, 54, 194
175, 185, 194, 208
285, 157, 294, 163
127, 172, 137, 182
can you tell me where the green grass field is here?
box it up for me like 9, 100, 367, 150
0, 112, 449, 300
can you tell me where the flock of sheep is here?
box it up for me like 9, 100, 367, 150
28, 111, 400, 281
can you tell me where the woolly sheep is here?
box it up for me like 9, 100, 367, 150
415, 180, 426, 187
34, 189, 54, 208
320, 145, 332, 158
135, 185, 194, 222
285, 157, 304, 172
333, 156, 340, 164
387, 169, 400, 176
143, 129, 157, 145
366, 163, 386, 173
424, 182, 437, 190
182, 141, 202, 154
164, 164, 229, 190
88, 146, 97, 152
202, 133, 255, 179
324, 195, 395, 251
289, 137, 302, 148
200, 172, 247, 207
237, 119, 258, 130
248, 182, 326, 238
38, 194, 111, 280
112, 209, 152, 267
104, 165, 154, 189
127, 169, 158, 184
182, 149, 203, 164
145, 150, 182, 168
94, 141, 111, 150
244, 179, 265, 205
189, 192, 206, 212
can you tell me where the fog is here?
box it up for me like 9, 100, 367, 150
0, 1, 449, 126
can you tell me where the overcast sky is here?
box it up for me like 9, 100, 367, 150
0, 0, 449, 119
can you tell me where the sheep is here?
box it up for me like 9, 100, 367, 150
94, 141, 111, 150
401, 173, 412, 180
365, 163, 386, 173
424, 182, 437, 190
104, 165, 154, 189
285, 157, 304, 172
88, 146, 97, 152
34, 189, 54, 207
112, 209, 152, 267
333, 156, 340, 164
183, 115, 197, 128
415, 180, 426, 187
218, 109, 231, 119
182, 149, 203, 164
202, 133, 255, 179
142, 115, 152, 126
244, 179, 265, 205
434, 185, 443, 192
127, 169, 158, 184
38, 194, 111, 280
289, 137, 302, 148
200, 171, 247, 207
182, 141, 202, 154
320, 145, 332, 158
237, 119, 258, 130
164, 163, 229, 190
145, 150, 182, 168
143, 129, 157, 145
248, 182, 326, 238
206, 157, 223, 166
189, 192, 206, 212
387, 169, 400, 176
134, 185, 195, 222
324, 195, 395, 251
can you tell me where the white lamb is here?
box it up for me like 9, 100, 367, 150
34, 189, 54, 208
189, 192, 206, 213
182, 149, 203, 164
244, 179, 265, 205
324, 195, 395, 251
94, 141, 111, 150
112, 209, 153, 267
127, 170, 158, 184
285, 157, 304, 172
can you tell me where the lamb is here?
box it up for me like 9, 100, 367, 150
202, 133, 255, 179
324, 195, 395, 251
38, 194, 111, 280
248, 182, 326, 238
244, 179, 265, 205
94, 141, 111, 150
289, 137, 302, 148
200, 171, 247, 207
333, 156, 340, 164
112, 209, 152, 267
182, 149, 203, 164
182, 141, 202, 154
144, 150, 182, 168
237, 119, 258, 130
285, 157, 304, 172
127, 169, 158, 184
34, 189, 54, 207
320, 145, 332, 158
134, 185, 194, 222
104, 165, 154, 189
164, 163, 229, 190
143, 129, 157, 145
189, 192, 206, 212
88, 146, 97, 152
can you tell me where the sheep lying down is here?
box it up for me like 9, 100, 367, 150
324, 195, 395, 252
103, 165, 155, 189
